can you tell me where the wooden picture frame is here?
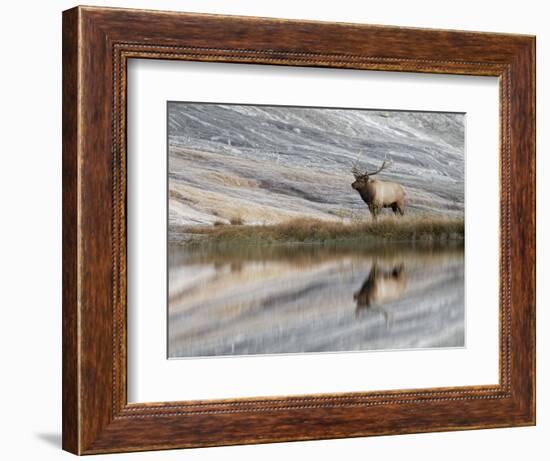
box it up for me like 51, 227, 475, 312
62, 5, 535, 455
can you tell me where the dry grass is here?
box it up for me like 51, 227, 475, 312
229, 216, 244, 225
179, 215, 464, 245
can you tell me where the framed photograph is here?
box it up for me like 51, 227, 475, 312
62, 6, 535, 455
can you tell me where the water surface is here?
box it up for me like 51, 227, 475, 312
168, 242, 464, 358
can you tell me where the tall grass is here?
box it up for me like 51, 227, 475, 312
179, 215, 464, 245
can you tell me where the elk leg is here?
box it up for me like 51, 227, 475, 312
380, 308, 393, 328
371, 205, 379, 219
391, 203, 399, 215
397, 200, 405, 216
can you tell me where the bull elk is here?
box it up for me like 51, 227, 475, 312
354, 263, 406, 324
354, 263, 406, 310
351, 155, 405, 218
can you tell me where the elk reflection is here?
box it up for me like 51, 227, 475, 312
354, 263, 406, 319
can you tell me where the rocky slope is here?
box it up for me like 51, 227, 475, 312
168, 103, 465, 228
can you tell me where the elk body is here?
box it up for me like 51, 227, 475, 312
354, 263, 406, 310
351, 156, 405, 218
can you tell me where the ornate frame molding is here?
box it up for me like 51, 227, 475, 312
63, 6, 535, 454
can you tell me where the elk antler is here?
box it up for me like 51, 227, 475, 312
351, 151, 366, 179
368, 156, 393, 176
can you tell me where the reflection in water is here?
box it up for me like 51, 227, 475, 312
168, 242, 464, 358
354, 263, 406, 311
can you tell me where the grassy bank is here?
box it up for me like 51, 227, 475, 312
173, 215, 464, 246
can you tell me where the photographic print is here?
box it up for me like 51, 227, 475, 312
167, 102, 465, 358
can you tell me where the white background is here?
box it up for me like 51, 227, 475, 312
0, 1, 546, 460
128, 61, 499, 402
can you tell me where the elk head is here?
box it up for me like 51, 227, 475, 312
351, 154, 393, 190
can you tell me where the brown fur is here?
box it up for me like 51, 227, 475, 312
354, 263, 406, 310
352, 175, 405, 218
